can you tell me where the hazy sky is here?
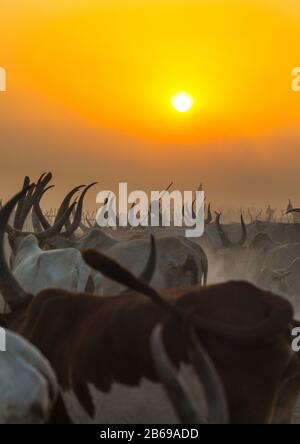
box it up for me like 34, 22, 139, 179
1, 0, 300, 210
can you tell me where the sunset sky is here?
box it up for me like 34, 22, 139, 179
1, 0, 300, 210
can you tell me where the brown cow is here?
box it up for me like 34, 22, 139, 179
1, 189, 300, 424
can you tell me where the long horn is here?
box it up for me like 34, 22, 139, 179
205, 202, 212, 224
54, 185, 85, 226
33, 184, 55, 230
215, 212, 232, 248
0, 189, 33, 310
238, 214, 247, 245
33, 202, 77, 240
12, 202, 77, 241
61, 182, 97, 237
26, 173, 52, 229
18, 183, 37, 230
32, 208, 44, 233
14, 176, 30, 229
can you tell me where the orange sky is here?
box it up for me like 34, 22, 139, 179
1, 0, 300, 209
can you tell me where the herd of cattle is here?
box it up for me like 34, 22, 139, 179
1, 172, 300, 424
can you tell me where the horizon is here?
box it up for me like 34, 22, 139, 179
1, 0, 300, 209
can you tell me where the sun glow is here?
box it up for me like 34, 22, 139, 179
171, 92, 193, 113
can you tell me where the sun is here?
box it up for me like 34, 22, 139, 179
171, 92, 193, 113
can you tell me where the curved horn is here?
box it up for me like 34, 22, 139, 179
205, 202, 212, 224
61, 182, 97, 237
215, 212, 232, 248
12, 202, 77, 241
54, 185, 85, 226
36, 172, 48, 186
238, 214, 247, 246
34, 202, 77, 240
14, 176, 30, 229
18, 183, 37, 230
33, 184, 55, 230
32, 208, 44, 233
29, 173, 52, 229
0, 189, 33, 310
215, 213, 247, 247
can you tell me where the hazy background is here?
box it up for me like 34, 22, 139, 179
1, 0, 300, 210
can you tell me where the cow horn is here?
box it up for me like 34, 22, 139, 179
12, 202, 77, 241
54, 185, 85, 226
33, 184, 55, 230
215, 212, 232, 248
61, 182, 97, 237
0, 189, 33, 310
32, 208, 44, 233
30, 172, 53, 230
238, 215, 247, 245
18, 183, 37, 230
14, 176, 31, 229
205, 202, 212, 224
215, 213, 247, 248
34, 202, 77, 240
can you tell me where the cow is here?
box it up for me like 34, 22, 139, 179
0, 329, 57, 423
17, 174, 208, 292
1, 189, 300, 423
4, 175, 105, 296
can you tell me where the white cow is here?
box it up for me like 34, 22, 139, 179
11, 235, 94, 294
0, 330, 57, 423
90, 235, 208, 294
47, 228, 208, 294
